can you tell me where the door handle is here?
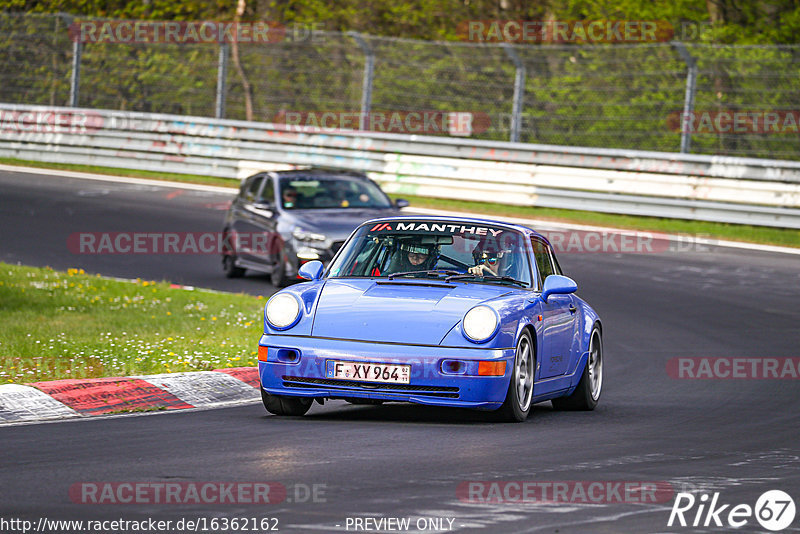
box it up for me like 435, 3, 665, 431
569, 304, 577, 314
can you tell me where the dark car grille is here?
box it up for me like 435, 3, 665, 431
331, 241, 345, 254
281, 376, 460, 398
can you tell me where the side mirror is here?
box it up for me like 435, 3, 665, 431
253, 201, 274, 211
298, 260, 324, 281
541, 275, 577, 302
394, 198, 410, 209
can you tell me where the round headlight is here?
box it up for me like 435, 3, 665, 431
462, 306, 499, 342
266, 293, 301, 329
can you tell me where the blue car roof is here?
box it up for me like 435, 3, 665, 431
358, 214, 547, 241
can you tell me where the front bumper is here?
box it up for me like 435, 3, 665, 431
258, 335, 515, 409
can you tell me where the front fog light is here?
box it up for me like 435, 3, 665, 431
266, 293, 301, 329
462, 305, 499, 342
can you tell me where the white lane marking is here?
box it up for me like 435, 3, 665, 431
0, 384, 79, 422
514, 505, 669, 533
2, 164, 798, 256
0, 164, 238, 194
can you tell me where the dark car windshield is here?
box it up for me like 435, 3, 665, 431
327, 221, 533, 288
279, 176, 393, 210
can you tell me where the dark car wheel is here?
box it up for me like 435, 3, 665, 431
270, 253, 288, 287
496, 330, 535, 422
552, 325, 602, 411
222, 254, 245, 278
222, 228, 245, 278
261, 389, 312, 416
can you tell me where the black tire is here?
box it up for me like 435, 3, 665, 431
552, 325, 602, 411
496, 330, 535, 422
222, 229, 245, 278
222, 254, 245, 278
261, 389, 312, 416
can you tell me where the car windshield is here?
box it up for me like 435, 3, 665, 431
327, 221, 533, 288
279, 176, 393, 210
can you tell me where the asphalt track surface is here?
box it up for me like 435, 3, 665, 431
1, 169, 800, 533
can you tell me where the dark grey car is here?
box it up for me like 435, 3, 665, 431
222, 168, 408, 286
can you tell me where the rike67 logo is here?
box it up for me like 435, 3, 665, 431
668, 490, 796, 531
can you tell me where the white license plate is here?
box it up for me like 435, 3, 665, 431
326, 360, 410, 384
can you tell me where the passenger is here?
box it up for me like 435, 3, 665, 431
468, 246, 514, 277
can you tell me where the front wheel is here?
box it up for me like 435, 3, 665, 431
270, 251, 289, 288
222, 229, 245, 278
222, 254, 245, 278
261, 389, 312, 416
552, 325, 602, 411
496, 330, 535, 422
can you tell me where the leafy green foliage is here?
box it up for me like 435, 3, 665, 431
1, 4, 799, 158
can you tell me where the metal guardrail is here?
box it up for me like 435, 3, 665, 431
1, 103, 799, 229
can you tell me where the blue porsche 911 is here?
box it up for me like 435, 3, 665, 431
257, 216, 603, 422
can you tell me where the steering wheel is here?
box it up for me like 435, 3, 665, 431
437, 254, 471, 271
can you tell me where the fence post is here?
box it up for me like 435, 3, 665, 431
502, 44, 525, 144
672, 41, 697, 154
69, 40, 82, 107
215, 43, 229, 119
349, 32, 374, 131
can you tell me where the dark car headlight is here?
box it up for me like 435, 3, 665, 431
292, 227, 326, 242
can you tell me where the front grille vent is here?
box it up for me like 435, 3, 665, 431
281, 376, 460, 398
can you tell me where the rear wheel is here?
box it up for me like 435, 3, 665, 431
261, 389, 312, 416
496, 330, 534, 422
552, 325, 602, 411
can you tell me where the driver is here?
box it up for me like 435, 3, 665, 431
388, 237, 438, 272
282, 186, 299, 208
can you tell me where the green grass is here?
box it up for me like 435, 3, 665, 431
3, 157, 799, 248
0, 263, 264, 384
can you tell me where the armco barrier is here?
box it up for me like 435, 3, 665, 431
1, 103, 799, 228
